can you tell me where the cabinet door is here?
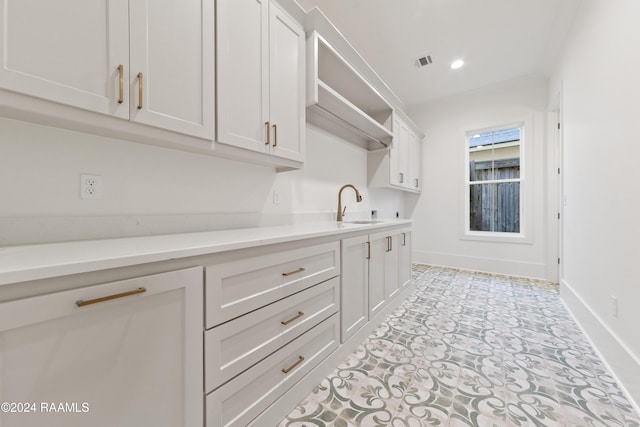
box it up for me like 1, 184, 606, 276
399, 230, 412, 288
391, 118, 410, 188
340, 235, 369, 342
385, 234, 400, 300
368, 232, 388, 318
216, 0, 269, 153
129, 0, 214, 139
389, 118, 402, 186
268, 3, 305, 162
409, 132, 422, 191
0, 268, 203, 427
0, 0, 129, 118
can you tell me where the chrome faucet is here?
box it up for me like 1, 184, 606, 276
337, 184, 363, 221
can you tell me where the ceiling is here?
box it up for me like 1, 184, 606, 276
297, 0, 581, 107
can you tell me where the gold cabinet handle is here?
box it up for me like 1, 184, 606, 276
281, 356, 304, 374
137, 72, 143, 110
265, 121, 271, 145
76, 287, 146, 307
399, 173, 404, 183
281, 311, 304, 325
272, 123, 278, 147
386, 236, 392, 252
117, 64, 124, 104
282, 267, 305, 277
366, 241, 371, 260
402, 232, 407, 246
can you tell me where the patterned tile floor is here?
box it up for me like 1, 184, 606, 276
278, 264, 640, 427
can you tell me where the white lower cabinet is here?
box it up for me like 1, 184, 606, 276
368, 232, 389, 318
399, 229, 412, 288
206, 314, 340, 427
341, 228, 411, 342
0, 226, 412, 427
369, 230, 400, 318
340, 234, 369, 342
204, 238, 342, 427
205, 240, 340, 328
205, 277, 339, 391
0, 267, 203, 427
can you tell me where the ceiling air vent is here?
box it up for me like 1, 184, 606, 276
417, 55, 433, 67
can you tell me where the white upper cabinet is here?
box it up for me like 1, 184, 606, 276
409, 131, 423, 191
0, 0, 214, 139
129, 0, 214, 138
0, 0, 129, 118
269, 4, 305, 162
217, 0, 305, 165
368, 113, 424, 193
216, 0, 267, 153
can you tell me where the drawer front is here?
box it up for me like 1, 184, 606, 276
206, 240, 340, 328
205, 277, 339, 392
206, 314, 340, 427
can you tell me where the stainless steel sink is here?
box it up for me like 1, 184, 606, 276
345, 220, 384, 224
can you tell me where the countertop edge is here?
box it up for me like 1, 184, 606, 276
0, 220, 413, 286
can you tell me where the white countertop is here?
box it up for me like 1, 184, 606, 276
0, 219, 412, 286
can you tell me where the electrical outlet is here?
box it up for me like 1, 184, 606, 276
80, 174, 102, 199
611, 295, 618, 318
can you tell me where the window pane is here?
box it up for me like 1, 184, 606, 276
496, 182, 520, 232
469, 182, 520, 233
469, 132, 494, 181
469, 127, 521, 182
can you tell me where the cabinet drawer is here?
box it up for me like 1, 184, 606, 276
205, 277, 339, 392
205, 241, 340, 328
206, 314, 339, 427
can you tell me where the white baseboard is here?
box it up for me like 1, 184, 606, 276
561, 279, 640, 413
413, 250, 546, 280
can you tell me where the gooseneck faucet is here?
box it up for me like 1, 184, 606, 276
337, 184, 363, 221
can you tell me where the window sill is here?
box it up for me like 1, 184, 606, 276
461, 231, 532, 244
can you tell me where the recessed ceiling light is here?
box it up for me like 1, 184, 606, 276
450, 59, 465, 70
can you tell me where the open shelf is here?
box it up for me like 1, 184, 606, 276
306, 31, 393, 149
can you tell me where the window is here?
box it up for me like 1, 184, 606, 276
466, 124, 523, 236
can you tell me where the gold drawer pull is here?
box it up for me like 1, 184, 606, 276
76, 287, 146, 307
281, 311, 304, 325
117, 64, 124, 104
137, 72, 143, 110
265, 121, 271, 145
366, 241, 371, 260
272, 123, 278, 147
281, 355, 304, 374
282, 267, 305, 277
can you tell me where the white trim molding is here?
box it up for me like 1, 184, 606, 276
413, 250, 546, 280
561, 279, 640, 413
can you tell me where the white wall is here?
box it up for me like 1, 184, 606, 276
264, 125, 402, 221
407, 75, 550, 279
549, 0, 640, 408
0, 118, 402, 245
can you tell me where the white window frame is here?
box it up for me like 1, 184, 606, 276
462, 116, 533, 244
